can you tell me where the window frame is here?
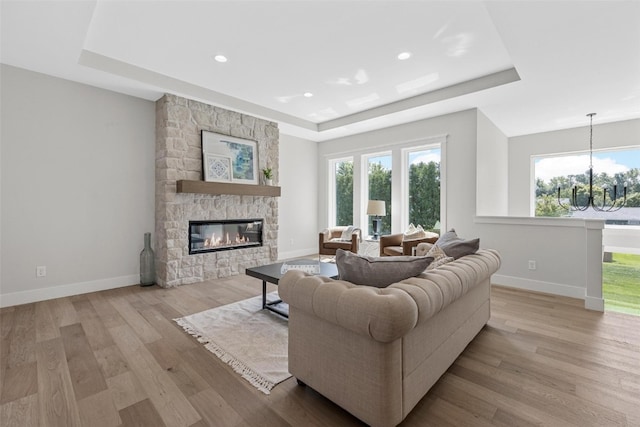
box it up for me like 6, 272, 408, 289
401, 144, 443, 230
325, 135, 447, 234
328, 156, 354, 227
362, 151, 393, 236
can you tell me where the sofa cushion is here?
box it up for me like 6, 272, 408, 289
383, 246, 403, 256
435, 229, 479, 259
325, 240, 354, 249
425, 245, 455, 270
336, 249, 433, 288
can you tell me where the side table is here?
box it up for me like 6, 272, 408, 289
359, 237, 381, 257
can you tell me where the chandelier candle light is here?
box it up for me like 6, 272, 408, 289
557, 113, 627, 212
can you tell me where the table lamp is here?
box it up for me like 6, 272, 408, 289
366, 200, 386, 239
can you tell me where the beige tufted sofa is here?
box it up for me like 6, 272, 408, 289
279, 249, 501, 427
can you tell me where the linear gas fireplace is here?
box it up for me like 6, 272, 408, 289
189, 219, 263, 255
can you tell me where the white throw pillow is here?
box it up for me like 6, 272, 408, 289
403, 224, 427, 241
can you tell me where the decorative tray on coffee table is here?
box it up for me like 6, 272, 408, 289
280, 259, 321, 275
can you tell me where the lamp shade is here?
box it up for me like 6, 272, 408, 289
366, 200, 386, 216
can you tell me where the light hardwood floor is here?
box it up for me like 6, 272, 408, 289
1, 275, 639, 427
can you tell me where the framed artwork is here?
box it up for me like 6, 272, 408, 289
201, 131, 258, 184
203, 154, 232, 182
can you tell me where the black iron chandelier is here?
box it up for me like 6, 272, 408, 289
557, 113, 627, 212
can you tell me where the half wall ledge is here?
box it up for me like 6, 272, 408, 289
176, 180, 281, 197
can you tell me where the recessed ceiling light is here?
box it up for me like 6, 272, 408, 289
303, 92, 314, 98
214, 54, 228, 63
397, 52, 412, 60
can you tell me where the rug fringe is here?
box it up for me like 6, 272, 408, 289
174, 318, 276, 394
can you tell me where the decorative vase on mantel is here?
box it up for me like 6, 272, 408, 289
140, 232, 156, 287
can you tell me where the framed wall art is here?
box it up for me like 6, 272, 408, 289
201, 131, 258, 185
203, 154, 232, 182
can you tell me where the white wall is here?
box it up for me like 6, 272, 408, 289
317, 109, 479, 236
508, 118, 640, 216
476, 110, 508, 216
476, 216, 604, 311
277, 133, 318, 259
0, 65, 156, 307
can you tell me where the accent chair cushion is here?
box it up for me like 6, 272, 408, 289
335, 249, 433, 288
435, 229, 480, 259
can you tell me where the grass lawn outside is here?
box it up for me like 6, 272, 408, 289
603, 252, 640, 316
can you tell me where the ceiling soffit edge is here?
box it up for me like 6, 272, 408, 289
317, 68, 521, 132
79, 49, 520, 137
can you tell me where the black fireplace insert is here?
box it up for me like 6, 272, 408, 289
189, 219, 263, 255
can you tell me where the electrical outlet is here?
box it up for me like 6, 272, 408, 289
290, 238, 294, 246
36, 266, 47, 277
528, 260, 536, 270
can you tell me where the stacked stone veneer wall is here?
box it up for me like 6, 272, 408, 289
155, 94, 279, 287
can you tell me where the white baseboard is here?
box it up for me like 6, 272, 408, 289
0, 274, 139, 308
584, 296, 605, 312
492, 274, 586, 300
277, 247, 317, 261
492, 275, 605, 312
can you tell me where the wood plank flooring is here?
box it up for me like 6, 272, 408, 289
1, 276, 639, 426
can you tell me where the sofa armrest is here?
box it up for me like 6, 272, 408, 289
349, 232, 360, 252
279, 271, 418, 343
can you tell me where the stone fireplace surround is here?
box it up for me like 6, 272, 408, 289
155, 94, 279, 287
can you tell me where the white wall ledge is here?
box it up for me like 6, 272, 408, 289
475, 215, 604, 229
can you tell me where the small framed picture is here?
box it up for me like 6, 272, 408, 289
203, 154, 232, 182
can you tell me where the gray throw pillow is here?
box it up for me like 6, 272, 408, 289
435, 229, 479, 259
335, 249, 433, 288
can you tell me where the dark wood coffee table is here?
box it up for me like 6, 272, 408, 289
245, 260, 338, 318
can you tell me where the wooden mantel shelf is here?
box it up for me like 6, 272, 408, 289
176, 180, 281, 197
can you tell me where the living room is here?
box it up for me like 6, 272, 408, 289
1, 1, 639, 426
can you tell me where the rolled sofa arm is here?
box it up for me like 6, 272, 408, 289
279, 271, 419, 343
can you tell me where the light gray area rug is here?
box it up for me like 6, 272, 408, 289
174, 293, 290, 394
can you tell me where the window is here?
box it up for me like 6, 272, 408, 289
331, 158, 353, 226
406, 147, 441, 229
366, 154, 392, 236
325, 135, 445, 235
534, 147, 640, 223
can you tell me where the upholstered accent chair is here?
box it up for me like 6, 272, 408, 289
319, 226, 361, 256
379, 232, 439, 256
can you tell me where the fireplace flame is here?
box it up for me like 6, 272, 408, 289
203, 231, 250, 248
